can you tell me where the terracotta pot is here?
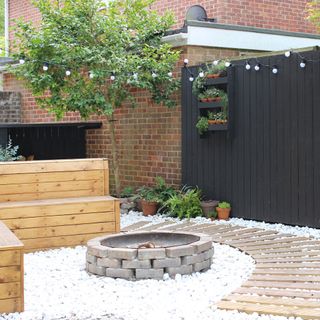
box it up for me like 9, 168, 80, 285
200, 98, 208, 102
207, 73, 220, 79
201, 200, 219, 218
141, 200, 158, 216
216, 207, 231, 220
208, 120, 217, 124
212, 97, 222, 102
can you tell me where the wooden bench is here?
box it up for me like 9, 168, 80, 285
0, 221, 24, 313
0, 158, 120, 252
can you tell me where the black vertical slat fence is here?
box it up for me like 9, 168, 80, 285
182, 49, 320, 228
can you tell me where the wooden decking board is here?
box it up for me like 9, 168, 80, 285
227, 233, 293, 245
256, 262, 320, 269
160, 221, 195, 231
225, 294, 320, 308
250, 274, 320, 282
121, 221, 150, 232
249, 245, 320, 255
253, 268, 320, 275
252, 250, 320, 259
234, 287, 320, 299
255, 257, 320, 263
239, 240, 320, 251
217, 301, 320, 319
243, 280, 320, 290
136, 221, 175, 231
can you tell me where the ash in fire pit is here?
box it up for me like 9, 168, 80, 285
86, 231, 213, 280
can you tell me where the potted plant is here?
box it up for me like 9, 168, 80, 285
196, 116, 209, 135
138, 186, 159, 216
207, 210, 218, 221
207, 111, 228, 125
216, 201, 231, 220
201, 199, 219, 217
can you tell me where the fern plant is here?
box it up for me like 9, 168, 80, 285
0, 138, 22, 161
165, 186, 203, 219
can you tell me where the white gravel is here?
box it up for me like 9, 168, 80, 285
1, 212, 315, 320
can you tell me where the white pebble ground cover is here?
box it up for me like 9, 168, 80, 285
1, 212, 314, 320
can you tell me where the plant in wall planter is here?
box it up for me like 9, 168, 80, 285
199, 88, 224, 102
216, 201, 231, 220
207, 111, 228, 125
206, 61, 227, 78
196, 116, 209, 135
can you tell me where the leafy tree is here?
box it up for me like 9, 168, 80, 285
307, 0, 320, 28
10, 0, 180, 195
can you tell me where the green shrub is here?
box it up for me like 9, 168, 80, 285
165, 187, 203, 219
0, 138, 21, 161
120, 186, 134, 198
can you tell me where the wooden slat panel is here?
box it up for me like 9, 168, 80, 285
253, 269, 320, 275
0, 199, 114, 219
0, 266, 20, 283
256, 262, 320, 269
0, 251, 20, 267
0, 179, 101, 196
217, 300, 320, 319
0, 282, 20, 299
0, 158, 106, 174
121, 221, 150, 232
22, 232, 110, 250
4, 212, 115, 229
0, 298, 22, 313
0, 170, 103, 185
0, 188, 104, 202
14, 222, 115, 239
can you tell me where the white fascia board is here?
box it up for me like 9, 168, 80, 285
163, 24, 320, 51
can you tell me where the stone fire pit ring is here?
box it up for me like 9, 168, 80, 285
86, 231, 214, 280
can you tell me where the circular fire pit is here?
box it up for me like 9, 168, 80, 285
86, 231, 213, 280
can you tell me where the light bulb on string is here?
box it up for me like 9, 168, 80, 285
43, 63, 49, 71
19, 58, 25, 65
183, 59, 189, 67
89, 71, 94, 79
254, 64, 260, 71
300, 60, 306, 68
213, 60, 219, 66
245, 62, 251, 70
65, 70, 71, 76
272, 66, 278, 74
110, 74, 115, 81
225, 61, 231, 67
133, 73, 138, 80
199, 71, 205, 78
152, 72, 157, 78
167, 71, 173, 77
189, 75, 194, 82
285, 51, 291, 58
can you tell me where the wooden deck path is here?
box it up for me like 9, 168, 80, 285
122, 221, 320, 319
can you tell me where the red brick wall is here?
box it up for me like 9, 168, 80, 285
152, 0, 316, 33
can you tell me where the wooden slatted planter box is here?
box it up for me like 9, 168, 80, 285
0, 221, 24, 313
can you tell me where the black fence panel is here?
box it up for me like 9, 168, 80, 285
182, 49, 320, 228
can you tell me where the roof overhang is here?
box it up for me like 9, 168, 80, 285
163, 21, 320, 51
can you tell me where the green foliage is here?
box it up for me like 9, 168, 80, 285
120, 186, 134, 198
208, 61, 227, 75
137, 176, 177, 207
207, 211, 217, 219
165, 186, 203, 219
196, 116, 209, 135
307, 1, 320, 29
0, 138, 22, 161
218, 201, 231, 209
10, 0, 181, 119
0, 1, 4, 36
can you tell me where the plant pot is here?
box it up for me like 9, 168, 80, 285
201, 200, 219, 217
208, 120, 217, 124
141, 200, 158, 216
200, 98, 208, 102
216, 207, 231, 220
212, 97, 221, 102
135, 198, 143, 212
207, 73, 220, 79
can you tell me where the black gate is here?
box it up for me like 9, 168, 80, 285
182, 49, 320, 228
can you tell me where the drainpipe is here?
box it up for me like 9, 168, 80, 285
4, 0, 9, 56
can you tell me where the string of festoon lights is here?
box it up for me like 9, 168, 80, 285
183, 48, 320, 82
1, 47, 319, 82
